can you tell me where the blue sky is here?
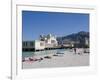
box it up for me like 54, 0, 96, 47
22, 11, 89, 41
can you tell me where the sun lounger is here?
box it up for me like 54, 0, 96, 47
53, 54, 58, 56
44, 56, 51, 59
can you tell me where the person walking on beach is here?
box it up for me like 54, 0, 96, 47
74, 48, 77, 54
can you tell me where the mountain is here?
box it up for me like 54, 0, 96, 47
57, 31, 89, 47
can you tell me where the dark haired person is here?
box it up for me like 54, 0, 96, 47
74, 48, 77, 54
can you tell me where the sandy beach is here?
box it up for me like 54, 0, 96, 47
22, 48, 89, 69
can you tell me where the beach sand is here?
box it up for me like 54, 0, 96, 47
22, 48, 89, 69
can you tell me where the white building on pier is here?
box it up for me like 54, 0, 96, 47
23, 34, 58, 51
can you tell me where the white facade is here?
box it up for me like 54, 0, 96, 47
85, 38, 89, 46
40, 34, 58, 48
34, 40, 45, 50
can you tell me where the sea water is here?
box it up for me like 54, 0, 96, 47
22, 49, 71, 58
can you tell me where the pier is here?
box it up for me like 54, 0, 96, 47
22, 46, 73, 52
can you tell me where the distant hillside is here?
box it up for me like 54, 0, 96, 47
57, 31, 89, 45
